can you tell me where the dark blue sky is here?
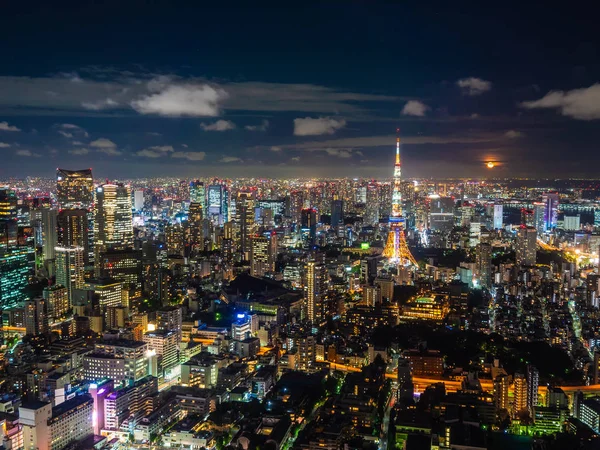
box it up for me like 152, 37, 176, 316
1, 1, 599, 179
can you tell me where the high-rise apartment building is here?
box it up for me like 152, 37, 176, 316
305, 261, 326, 324
250, 234, 276, 277
516, 226, 537, 266
55, 246, 85, 305
476, 242, 492, 288
25, 298, 48, 335
189, 180, 206, 211
513, 373, 528, 417
43, 285, 69, 320
330, 199, 344, 229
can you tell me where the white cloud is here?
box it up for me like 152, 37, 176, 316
90, 138, 117, 149
58, 130, 73, 138
470, 113, 480, 119
520, 84, 600, 120
15, 149, 40, 157
0, 121, 20, 132
0, 142, 10, 148
69, 148, 90, 155
293, 117, 346, 136
325, 148, 353, 158
171, 151, 206, 161
60, 123, 89, 137
270, 146, 282, 152
137, 145, 174, 158
504, 130, 524, 138
219, 156, 242, 163
131, 83, 226, 117
200, 120, 236, 131
72, 141, 84, 145
0, 74, 399, 116
245, 119, 269, 131
457, 77, 492, 96
82, 98, 118, 110
97, 147, 122, 156
291, 156, 300, 162
401, 100, 429, 117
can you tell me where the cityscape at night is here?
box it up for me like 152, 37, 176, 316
2, 2, 600, 450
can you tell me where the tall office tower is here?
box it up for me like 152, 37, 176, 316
84, 340, 149, 385
56, 168, 94, 209
189, 180, 206, 211
236, 190, 255, 258
513, 373, 528, 418
532, 202, 545, 234
429, 196, 455, 231
542, 192, 559, 232
251, 234, 276, 277
0, 247, 32, 309
526, 364, 539, 415
0, 187, 18, 249
133, 190, 144, 211
520, 208, 534, 227
379, 183, 392, 219
290, 190, 304, 224
207, 183, 230, 224
301, 208, 317, 245
493, 374, 510, 413
476, 243, 492, 288
57, 209, 89, 264
330, 199, 344, 229
516, 226, 537, 266
365, 183, 380, 225
55, 246, 85, 305
383, 133, 417, 266
493, 204, 503, 230
96, 248, 143, 297
305, 261, 326, 324
24, 298, 48, 335
43, 285, 69, 321
94, 183, 134, 261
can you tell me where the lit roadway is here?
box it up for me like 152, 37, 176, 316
327, 362, 600, 396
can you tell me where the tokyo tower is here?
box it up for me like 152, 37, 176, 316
382, 131, 417, 267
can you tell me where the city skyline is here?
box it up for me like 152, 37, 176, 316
1, 2, 600, 178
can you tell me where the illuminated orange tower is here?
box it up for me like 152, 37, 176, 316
382, 131, 417, 267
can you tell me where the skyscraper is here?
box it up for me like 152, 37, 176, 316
493, 204, 503, 230
251, 234, 276, 277
0, 246, 33, 309
542, 192, 559, 232
57, 209, 89, 262
305, 261, 326, 324
476, 242, 492, 288
190, 180, 206, 211
0, 187, 18, 249
330, 199, 344, 229
55, 246, 85, 305
301, 208, 317, 245
56, 168, 94, 210
94, 183, 134, 261
236, 190, 255, 258
365, 183, 380, 225
31, 208, 58, 265
516, 226, 537, 266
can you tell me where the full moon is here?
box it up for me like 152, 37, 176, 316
486, 161, 495, 169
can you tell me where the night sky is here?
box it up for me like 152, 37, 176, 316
1, 1, 599, 179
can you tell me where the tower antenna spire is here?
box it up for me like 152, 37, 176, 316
383, 129, 417, 268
